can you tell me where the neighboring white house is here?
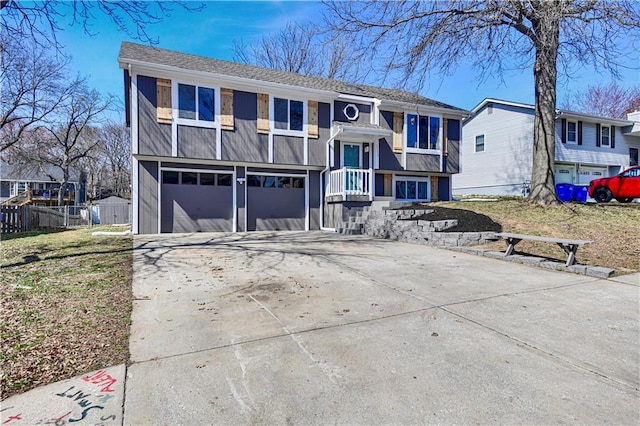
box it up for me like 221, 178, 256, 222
453, 98, 640, 196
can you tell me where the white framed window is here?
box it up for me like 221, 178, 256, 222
394, 177, 430, 201
343, 103, 359, 121
272, 97, 305, 135
175, 82, 217, 128
475, 134, 485, 153
566, 121, 577, 144
406, 114, 441, 151
600, 125, 610, 146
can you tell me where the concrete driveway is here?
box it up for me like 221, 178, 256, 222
126, 231, 639, 424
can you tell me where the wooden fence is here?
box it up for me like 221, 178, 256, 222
0, 205, 91, 234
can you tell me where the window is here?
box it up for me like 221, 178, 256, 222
200, 173, 216, 186
343, 104, 359, 121
178, 83, 215, 123
395, 178, 429, 201
407, 114, 440, 150
567, 121, 577, 143
162, 171, 179, 184
475, 135, 485, 152
630, 148, 639, 167
274, 97, 303, 131
601, 125, 610, 146
217, 174, 232, 186
181, 172, 198, 185
246, 175, 305, 189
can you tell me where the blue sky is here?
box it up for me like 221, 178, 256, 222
52, 1, 639, 122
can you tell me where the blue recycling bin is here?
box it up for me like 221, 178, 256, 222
572, 185, 589, 203
555, 183, 574, 202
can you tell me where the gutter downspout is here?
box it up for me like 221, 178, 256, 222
320, 126, 342, 231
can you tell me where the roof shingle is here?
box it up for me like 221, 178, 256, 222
118, 42, 466, 113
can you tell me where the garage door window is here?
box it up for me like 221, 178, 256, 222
247, 175, 305, 189
162, 171, 179, 184
182, 172, 198, 185
163, 171, 233, 186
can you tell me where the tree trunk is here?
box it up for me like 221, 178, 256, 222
528, 11, 561, 205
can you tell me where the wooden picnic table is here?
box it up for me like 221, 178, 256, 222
495, 232, 594, 267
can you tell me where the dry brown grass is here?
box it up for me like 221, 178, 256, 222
0, 227, 132, 400
433, 199, 640, 274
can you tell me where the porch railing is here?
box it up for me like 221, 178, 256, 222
326, 167, 373, 200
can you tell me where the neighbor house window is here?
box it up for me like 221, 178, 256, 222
630, 148, 639, 166
566, 121, 577, 143
475, 134, 485, 152
274, 97, 303, 132
395, 178, 429, 201
178, 83, 215, 123
406, 114, 440, 150
600, 125, 610, 146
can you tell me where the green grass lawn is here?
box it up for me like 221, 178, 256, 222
0, 227, 133, 399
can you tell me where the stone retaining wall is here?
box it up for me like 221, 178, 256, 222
362, 209, 498, 247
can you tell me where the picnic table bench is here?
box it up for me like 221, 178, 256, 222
494, 233, 594, 267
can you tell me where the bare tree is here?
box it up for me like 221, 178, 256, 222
326, 1, 640, 204
17, 82, 116, 206
0, 36, 73, 152
0, 0, 204, 50
95, 122, 132, 199
562, 83, 640, 119
233, 22, 363, 81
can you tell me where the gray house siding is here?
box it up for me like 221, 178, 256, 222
446, 119, 461, 174
309, 102, 331, 166
309, 171, 320, 230
334, 101, 371, 125
177, 125, 216, 159
273, 135, 304, 165
378, 111, 403, 170
138, 161, 159, 234
221, 91, 269, 163
235, 166, 245, 232
406, 153, 440, 171
137, 75, 172, 156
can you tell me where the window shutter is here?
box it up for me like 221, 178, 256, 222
561, 119, 566, 143
257, 93, 269, 134
308, 101, 319, 139
220, 88, 234, 131
383, 174, 393, 196
596, 123, 601, 147
393, 112, 404, 153
156, 78, 172, 124
611, 125, 615, 149
577, 121, 583, 145
442, 118, 449, 156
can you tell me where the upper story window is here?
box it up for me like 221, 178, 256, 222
600, 125, 610, 146
178, 83, 215, 123
406, 114, 440, 151
274, 97, 303, 132
475, 134, 485, 152
566, 121, 577, 143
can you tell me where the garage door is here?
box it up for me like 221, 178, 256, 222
247, 174, 305, 231
577, 167, 607, 185
161, 170, 233, 233
554, 166, 573, 184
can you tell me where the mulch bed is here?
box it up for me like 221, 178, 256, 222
399, 206, 503, 233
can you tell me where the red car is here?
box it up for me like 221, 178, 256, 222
588, 166, 640, 203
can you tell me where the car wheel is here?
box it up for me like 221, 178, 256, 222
615, 197, 633, 203
593, 187, 613, 203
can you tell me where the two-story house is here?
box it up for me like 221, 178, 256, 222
453, 98, 640, 196
118, 42, 467, 234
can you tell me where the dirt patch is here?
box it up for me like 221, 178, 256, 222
400, 206, 503, 233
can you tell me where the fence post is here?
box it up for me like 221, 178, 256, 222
23, 205, 28, 232
64, 205, 68, 228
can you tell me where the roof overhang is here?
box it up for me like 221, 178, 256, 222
332, 123, 393, 139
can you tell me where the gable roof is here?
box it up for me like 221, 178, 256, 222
0, 162, 82, 182
118, 42, 466, 113
470, 98, 636, 126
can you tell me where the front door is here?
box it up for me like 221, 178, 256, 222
343, 144, 361, 192
343, 144, 361, 168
